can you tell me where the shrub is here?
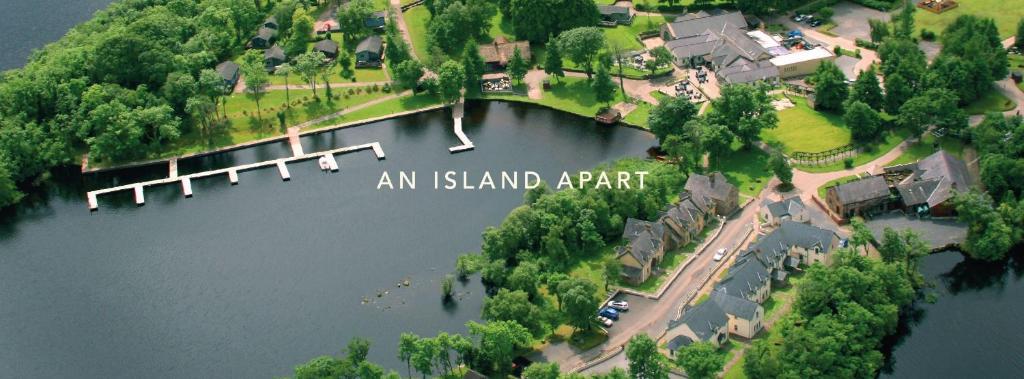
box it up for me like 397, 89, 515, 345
383, 83, 392, 93
834, 45, 843, 55
844, 157, 854, 169
372, 84, 379, 92
920, 29, 936, 41
818, 7, 834, 21
347, 88, 355, 95
855, 38, 879, 50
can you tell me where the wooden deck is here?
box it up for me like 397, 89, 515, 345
448, 100, 474, 153
86, 142, 385, 210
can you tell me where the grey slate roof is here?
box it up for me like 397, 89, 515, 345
717, 60, 778, 84
832, 175, 889, 205
715, 253, 770, 299
890, 150, 972, 207
313, 39, 339, 55
666, 335, 694, 351
598, 5, 631, 15
711, 290, 759, 320
666, 33, 721, 60
748, 220, 839, 257
765, 196, 806, 219
896, 180, 940, 207
685, 172, 737, 203
622, 218, 665, 242
617, 227, 662, 266
670, 299, 728, 341
215, 61, 239, 81
356, 35, 384, 54
264, 44, 286, 61
664, 11, 748, 39
264, 15, 278, 28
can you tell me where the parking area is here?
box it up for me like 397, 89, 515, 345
865, 212, 968, 250
828, 1, 891, 41
599, 292, 658, 341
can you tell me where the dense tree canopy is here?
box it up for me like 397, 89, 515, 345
557, 27, 606, 79
811, 61, 849, 112
844, 100, 882, 143
626, 334, 669, 379
648, 96, 699, 143
707, 84, 778, 148
505, 0, 599, 42
848, 67, 883, 111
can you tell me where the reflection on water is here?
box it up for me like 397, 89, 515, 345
880, 249, 1024, 378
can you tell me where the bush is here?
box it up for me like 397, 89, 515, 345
920, 29, 936, 41
844, 157, 854, 169
818, 7, 834, 21
834, 45, 843, 55
855, 38, 879, 50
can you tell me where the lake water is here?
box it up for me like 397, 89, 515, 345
880, 250, 1024, 378
0, 0, 113, 71
0, 102, 656, 378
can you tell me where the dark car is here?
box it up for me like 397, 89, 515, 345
599, 307, 620, 320
810, 20, 822, 27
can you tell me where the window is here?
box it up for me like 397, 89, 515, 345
734, 325, 738, 331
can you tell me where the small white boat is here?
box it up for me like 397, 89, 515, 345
318, 156, 330, 171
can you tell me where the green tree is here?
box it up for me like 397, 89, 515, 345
398, 333, 419, 379
482, 288, 546, 336
544, 34, 565, 82
275, 63, 293, 107
844, 100, 882, 143
522, 362, 561, 379
240, 50, 270, 124
707, 84, 778, 148
868, 18, 890, 43
558, 277, 599, 332
603, 255, 622, 291
953, 190, 1015, 261
288, 8, 315, 57
394, 60, 425, 92
647, 96, 699, 142
339, 0, 374, 43
0, 163, 24, 208
675, 342, 723, 379
411, 337, 438, 378
294, 356, 343, 379
462, 41, 486, 92
467, 320, 532, 376
894, 0, 915, 39
811, 60, 848, 112
649, 46, 673, 75
508, 261, 540, 298
1017, 18, 1024, 50
295, 51, 326, 98
849, 218, 874, 255
626, 334, 668, 379
346, 337, 371, 364
507, 47, 529, 84
878, 227, 907, 264
769, 149, 793, 188
849, 67, 883, 111
935, 15, 1008, 104
557, 27, 605, 79
882, 72, 912, 115
338, 51, 354, 79
700, 121, 734, 169
592, 65, 616, 107
437, 60, 466, 104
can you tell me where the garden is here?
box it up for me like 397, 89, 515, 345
761, 97, 852, 155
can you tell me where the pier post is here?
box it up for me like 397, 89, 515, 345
134, 186, 145, 206
87, 193, 98, 211
448, 100, 474, 153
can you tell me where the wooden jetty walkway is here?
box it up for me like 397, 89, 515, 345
86, 142, 385, 211
448, 100, 474, 153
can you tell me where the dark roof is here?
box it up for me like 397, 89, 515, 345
264, 44, 286, 61
711, 290, 759, 320
215, 61, 239, 81
313, 39, 339, 55
617, 226, 663, 267
255, 26, 276, 41
664, 10, 748, 39
890, 150, 972, 207
832, 175, 889, 205
264, 15, 278, 27
356, 35, 384, 54
661, 198, 705, 235
765, 196, 806, 219
715, 254, 770, 299
478, 38, 532, 65
622, 218, 666, 242
748, 220, 839, 257
371, 11, 387, 18
685, 172, 737, 203
671, 299, 728, 341
666, 335, 694, 351
666, 33, 721, 60
463, 368, 487, 379
598, 5, 631, 15
717, 60, 778, 84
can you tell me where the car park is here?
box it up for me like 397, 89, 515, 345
599, 307, 620, 320
713, 248, 726, 261
607, 300, 629, 311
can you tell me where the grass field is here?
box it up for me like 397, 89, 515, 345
718, 141, 772, 197
914, 0, 1024, 39
964, 89, 1017, 115
626, 13, 675, 35
404, 6, 432, 60
268, 68, 389, 85
763, 97, 851, 154
310, 92, 442, 129
796, 128, 912, 173
623, 100, 654, 128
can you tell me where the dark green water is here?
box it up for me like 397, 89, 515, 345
880, 250, 1024, 378
0, 0, 113, 70
0, 102, 656, 378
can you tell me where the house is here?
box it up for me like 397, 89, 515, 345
769, 47, 835, 79
250, 26, 277, 49
665, 297, 730, 352
747, 220, 841, 268
684, 172, 739, 216
659, 194, 709, 250
710, 290, 763, 339
598, 5, 633, 26
884, 150, 972, 217
264, 44, 287, 71
825, 175, 891, 219
761, 196, 809, 226
616, 218, 666, 285
313, 39, 340, 59
215, 61, 240, 90
263, 15, 279, 30
478, 37, 532, 71
355, 35, 384, 67
715, 252, 772, 303
365, 11, 387, 29
661, 10, 748, 41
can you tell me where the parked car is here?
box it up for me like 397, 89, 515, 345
713, 248, 727, 261
596, 316, 614, 327
599, 307, 620, 320
607, 300, 629, 311
809, 20, 822, 27
792, 14, 805, 22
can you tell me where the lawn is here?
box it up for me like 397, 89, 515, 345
963, 89, 1016, 115
488, 77, 630, 118
159, 89, 391, 157
404, 6, 432, 60
623, 100, 654, 128
884, 132, 966, 166
722, 356, 748, 379
310, 92, 442, 129
602, 26, 645, 51
626, 13, 675, 35
763, 97, 851, 154
717, 141, 772, 197
795, 128, 912, 173
269, 68, 389, 85
914, 0, 1024, 39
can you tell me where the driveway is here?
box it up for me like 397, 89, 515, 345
828, 1, 891, 41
